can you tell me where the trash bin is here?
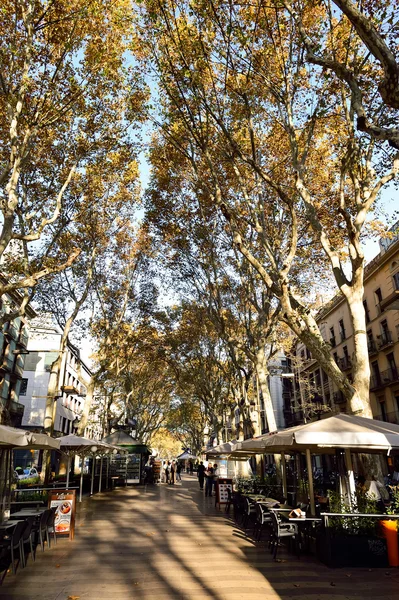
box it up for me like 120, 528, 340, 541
380, 520, 399, 567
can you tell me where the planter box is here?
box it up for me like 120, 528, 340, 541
317, 531, 388, 568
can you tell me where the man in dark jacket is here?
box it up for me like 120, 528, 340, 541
197, 461, 206, 490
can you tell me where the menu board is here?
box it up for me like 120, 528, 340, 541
215, 478, 233, 507
49, 489, 76, 540
126, 453, 141, 484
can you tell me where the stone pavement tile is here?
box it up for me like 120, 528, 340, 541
1, 479, 398, 600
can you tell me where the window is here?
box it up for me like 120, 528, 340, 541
339, 319, 346, 341
393, 272, 399, 291
375, 288, 383, 314
363, 300, 370, 324
333, 352, 338, 364
379, 399, 387, 421
387, 352, 397, 376
343, 346, 349, 359
329, 327, 336, 347
305, 348, 311, 360
19, 378, 28, 396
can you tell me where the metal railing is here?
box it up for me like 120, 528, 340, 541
367, 340, 378, 355
377, 330, 393, 349
370, 367, 399, 390
337, 356, 352, 371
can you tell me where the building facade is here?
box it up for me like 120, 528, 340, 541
0, 292, 36, 426
19, 315, 97, 437
289, 228, 399, 424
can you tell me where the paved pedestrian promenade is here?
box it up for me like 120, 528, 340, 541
1, 477, 399, 600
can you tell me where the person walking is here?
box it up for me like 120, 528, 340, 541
197, 461, 205, 490
205, 463, 214, 497
176, 462, 182, 481
212, 463, 218, 495
165, 461, 170, 484
170, 460, 176, 485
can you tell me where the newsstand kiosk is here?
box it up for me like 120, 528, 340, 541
102, 430, 150, 485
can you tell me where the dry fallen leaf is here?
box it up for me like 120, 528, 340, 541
294, 584, 300, 588
55, 564, 61, 568
67, 596, 80, 600
330, 582, 336, 587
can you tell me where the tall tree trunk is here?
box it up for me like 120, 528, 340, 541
255, 346, 277, 432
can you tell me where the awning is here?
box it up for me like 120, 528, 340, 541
0, 425, 33, 447
233, 414, 399, 455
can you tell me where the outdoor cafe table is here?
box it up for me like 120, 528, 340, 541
9, 507, 47, 519
0, 520, 25, 531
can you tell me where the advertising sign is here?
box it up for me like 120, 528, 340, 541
215, 478, 233, 508
49, 489, 76, 539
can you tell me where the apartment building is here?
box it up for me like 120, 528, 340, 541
289, 226, 399, 424
19, 314, 96, 437
0, 291, 36, 427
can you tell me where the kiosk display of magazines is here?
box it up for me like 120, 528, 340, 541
215, 478, 233, 509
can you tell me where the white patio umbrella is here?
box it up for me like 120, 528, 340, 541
58, 434, 118, 501
0, 425, 33, 447
176, 451, 197, 460
207, 440, 239, 456
232, 415, 399, 515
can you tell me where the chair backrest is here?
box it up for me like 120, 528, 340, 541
245, 497, 252, 515
10, 521, 27, 549
47, 507, 57, 528
259, 504, 271, 524
39, 509, 52, 529
22, 517, 35, 542
269, 511, 280, 537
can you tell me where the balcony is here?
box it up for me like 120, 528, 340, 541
367, 340, 378, 356
377, 330, 394, 350
3, 322, 19, 340
333, 391, 346, 404
337, 356, 352, 371
9, 400, 24, 427
379, 290, 399, 312
370, 367, 399, 390
62, 384, 81, 396
16, 332, 29, 348
1, 356, 14, 372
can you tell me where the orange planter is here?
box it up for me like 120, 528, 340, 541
381, 520, 399, 567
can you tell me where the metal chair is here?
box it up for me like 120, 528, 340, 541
253, 503, 272, 541
20, 517, 36, 567
0, 520, 26, 575
46, 507, 58, 548
242, 497, 256, 529
269, 511, 298, 560
33, 509, 51, 552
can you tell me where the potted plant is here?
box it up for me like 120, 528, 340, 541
317, 491, 388, 568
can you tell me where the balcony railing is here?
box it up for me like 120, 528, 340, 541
3, 322, 19, 340
377, 330, 394, 349
370, 367, 399, 390
1, 357, 14, 372
329, 336, 336, 348
337, 356, 352, 371
17, 332, 29, 348
367, 340, 378, 355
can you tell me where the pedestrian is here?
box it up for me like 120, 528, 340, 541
165, 461, 170, 484
170, 460, 176, 485
189, 460, 194, 475
176, 462, 182, 481
213, 463, 218, 495
197, 461, 205, 490
205, 463, 214, 497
